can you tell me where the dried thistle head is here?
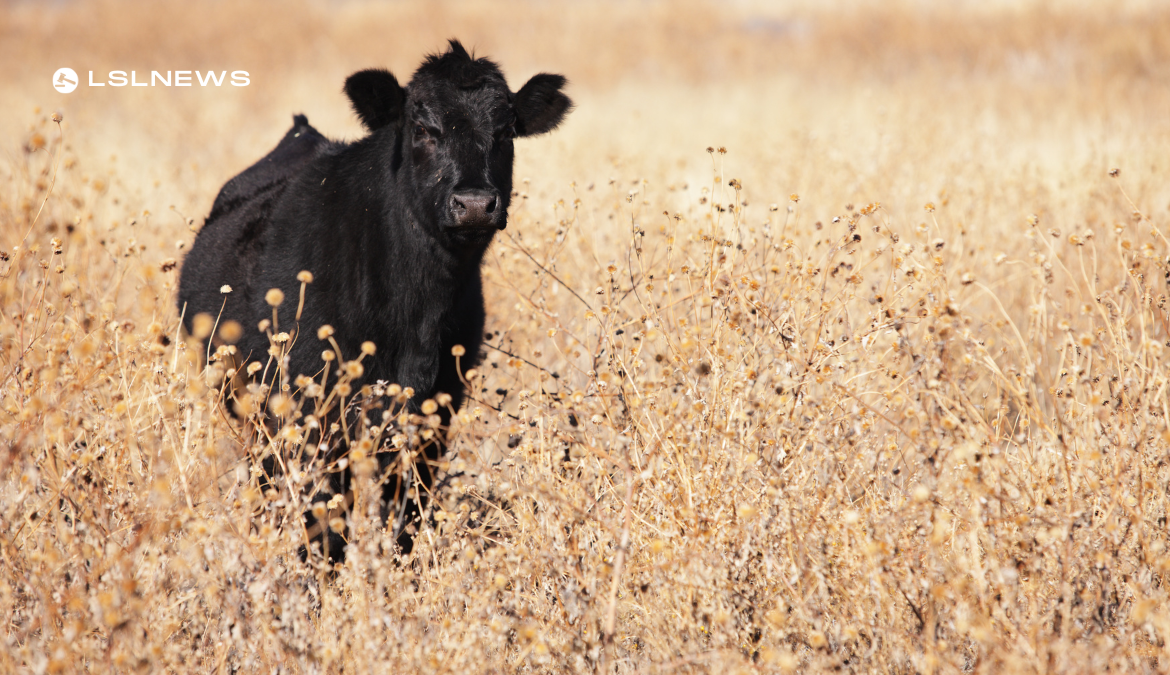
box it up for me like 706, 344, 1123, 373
191, 312, 215, 339
265, 288, 285, 307
218, 320, 243, 343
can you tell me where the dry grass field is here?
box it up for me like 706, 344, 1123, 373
4, 0, 1170, 672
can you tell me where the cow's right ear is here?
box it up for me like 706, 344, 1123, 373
344, 69, 406, 132
514, 74, 572, 137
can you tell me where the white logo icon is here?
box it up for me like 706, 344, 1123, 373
53, 68, 78, 93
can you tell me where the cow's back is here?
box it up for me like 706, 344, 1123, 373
208, 115, 330, 219
178, 115, 331, 336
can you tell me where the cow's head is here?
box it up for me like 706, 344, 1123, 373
343, 40, 571, 251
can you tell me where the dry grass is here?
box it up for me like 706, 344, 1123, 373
4, 1, 1170, 672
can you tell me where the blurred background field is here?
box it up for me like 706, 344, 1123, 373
3, 1, 1170, 672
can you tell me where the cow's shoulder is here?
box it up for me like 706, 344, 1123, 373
208, 114, 336, 221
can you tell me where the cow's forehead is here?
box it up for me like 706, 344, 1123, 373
409, 80, 512, 125
407, 48, 513, 126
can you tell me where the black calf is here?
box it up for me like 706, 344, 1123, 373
178, 40, 571, 558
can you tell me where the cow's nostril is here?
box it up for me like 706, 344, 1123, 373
450, 190, 499, 227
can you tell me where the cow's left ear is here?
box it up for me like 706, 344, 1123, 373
514, 74, 572, 137
344, 69, 406, 132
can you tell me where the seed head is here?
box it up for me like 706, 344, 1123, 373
297, 270, 314, 283
317, 325, 334, 340
265, 288, 284, 307
269, 393, 293, 416
421, 399, 438, 415
360, 341, 376, 355
220, 284, 232, 294
451, 344, 466, 357
191, 313, 215, 339
218, 320, 243, 343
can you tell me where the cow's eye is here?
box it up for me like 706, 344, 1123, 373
413, 123, 428, 139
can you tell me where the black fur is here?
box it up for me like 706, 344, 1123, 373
177, 40, 571, 558
514, 74, 572, 136
344, 69, 406, 131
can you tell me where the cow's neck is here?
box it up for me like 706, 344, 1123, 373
354, 134, 485, 341
374, 191, 480, 323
